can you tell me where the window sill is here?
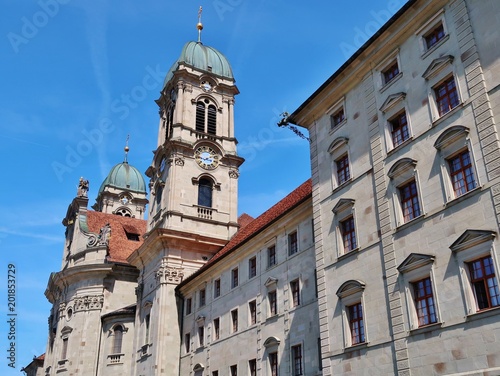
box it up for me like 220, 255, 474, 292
408, 321, 442, 335
337, 248, 360, 262
380, 72, 403, 93
444, 186, 482, 209
395, 214, 426, 232
329, 119, 347, 134
386, 136, 414, 157
421, 34, 449, 59
332, 178, 353, 195
266, 313, 283, 322
344, 342, 368, 352
431, 102, 463, 127
466, 305, 500, 322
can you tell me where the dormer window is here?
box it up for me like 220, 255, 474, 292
125, 231, 140, 241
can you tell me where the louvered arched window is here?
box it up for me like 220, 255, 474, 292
195, 100, 217, 134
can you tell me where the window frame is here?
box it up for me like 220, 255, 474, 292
231, 309, 238, 333
185, 297, 192, 316
328, 137, 351, 190
327, 97, 346, 132
199, 288, 206, 307
447, 149, 477, 198
248, 256, 257, 279
231, 267, 239, 289
198, 325, 204, 347
433, 76, 460, 117
336, 280, 367, 348
214, 278, 221, 298
269, 351, 279, 376
290, 279, 301, 307
213, 317, 220, 340
335, 154, 351, 186
249, 359, 257, 376
288, 231, 298, 256
267, 244, 277, 268
249, 300, 257, 325
467, 256, 500, 311
184, 332, 191, 353
332, 199, 358, 257
291, 344, 303, 376
347, 302, 365, 345
389, 110, 410, 149
416, 10, 449, 56
268, 290, 278, 317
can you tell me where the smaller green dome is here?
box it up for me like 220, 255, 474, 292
98, 162, 147, 195
164, 41, 234, 87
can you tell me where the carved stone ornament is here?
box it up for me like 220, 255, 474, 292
87, 223, 111, 247
229, 170, 240, 179
155, 266, 185, 285
73, 295, 104, 312
175, 157, 185, 166
135, 283, 144, 298
58, 302, 66, 315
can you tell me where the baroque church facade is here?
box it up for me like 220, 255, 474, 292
26, 0, 500, 375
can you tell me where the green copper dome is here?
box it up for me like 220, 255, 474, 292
98, 162, 147, 195
164, 41, 234, 86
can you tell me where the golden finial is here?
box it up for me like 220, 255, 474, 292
197, 6, 203, 43
124, 134, 130, 163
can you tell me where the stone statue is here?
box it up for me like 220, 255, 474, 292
77, 177, 89, 197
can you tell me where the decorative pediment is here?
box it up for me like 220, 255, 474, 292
61, 326, 73, 336
450, 230, 496, 253
422, 55, 454, 80
388, 158, 417, 179
328, 137, 349, 154
433, 126, 469, 150
265, 277, 278, 287
379, 92, 406, 113
332, 199, 355, 214
193, 363, 205, 372
336, 280, 365, 299
397, 253, 435, 273
195, 315, 206, 323
263, 336, 281, 347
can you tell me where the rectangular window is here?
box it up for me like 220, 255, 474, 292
198, 326, 204, 347
231, 309, 238, 332
61, 337, 68, 360
185, 333, 191, 353
232, 268, 239, 288
249, 257, 257, 279
412, 277, 437, 326
448, 150, 476, 197
212, 372, 219, 376
340, 216, 357, 252
291, 279, 300, 307
186, 298, 192, 315
389, 111, 409, 148
336, 154, 350, 185
214, 278, 221, 298
399, 180, 421, 223
230, 365, 237, 376
434, 76, 459, 116
331, 107, 345, 128
249, 300, 257, 325
468, 256, 500, 310
424, 22, 445, 50
269, 290, 277, 316
288, 231, 298, 255
145, 314, 150, 344
199, 289, 206, 307
348, 302, 365, 345
213, 318, 220, 340
382, 61, 400, 85
249, 359, 257, 376
292, 344, 303, 376
269, 352, 278, 376
268, 245, 276, 267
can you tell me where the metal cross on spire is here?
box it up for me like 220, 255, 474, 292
197, 6, 203, 43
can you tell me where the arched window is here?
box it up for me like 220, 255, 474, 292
198, 178, 213, 208
113, 325, 123, 354
195, 102, 205, 132
156, 185, 163, 213
195, 100, 217, 134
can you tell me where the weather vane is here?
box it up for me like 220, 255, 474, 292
197, 6, 203, 43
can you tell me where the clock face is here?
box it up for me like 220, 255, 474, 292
195, 146, 219, 170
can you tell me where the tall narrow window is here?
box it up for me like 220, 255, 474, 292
390, 111, 409, 148
292, 344, 303, 376
198, 178, 213, 208
144, 314, 150, 344
269, 352, 278, 376
249, 359, 257, 376
231, 309, 238, 332
291, 279, 300, 307
230, 365, 237, 376
340, 216, 357, 252
468, 256, 500, 310
213, 318, 220, 340
61, 337, 69, 360
269, 290, 277, 316
186, 298, 192, 315
412, 277, 437, 326
249, 257, 257, 278
336, 154, 350, 185
207, 105, 217, 134
399, 180, 421, 222
348, 303, 365, 345
185, 333, 191, 352
249, 300, 257, 325
232, 268, 239, 288
112, 325, 124, 354
448, 150, 476, 197
199, 289, 206, 307
198, 326, 204, 347
268, 245, 276, 267
434, 76, 459, 116
195, 101, 205, 132
214, 278, 221, 298
288, 231, 298, 255
155, 185, 163, 213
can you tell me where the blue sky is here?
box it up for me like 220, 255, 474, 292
0, 0, 407, 372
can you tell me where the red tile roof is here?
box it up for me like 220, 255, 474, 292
179, 179, 312, 287
86, 211, 147, 263
238, 213, 254, 228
